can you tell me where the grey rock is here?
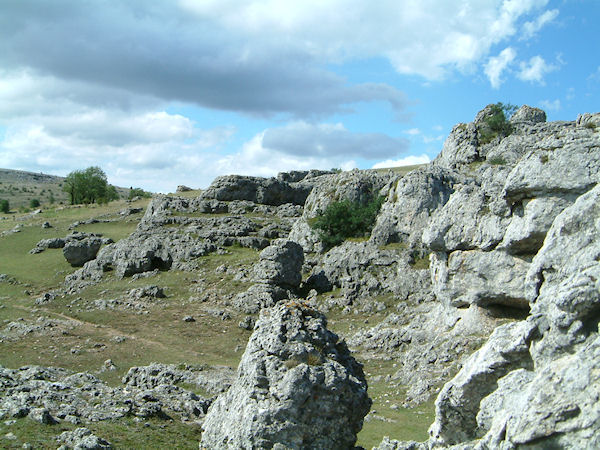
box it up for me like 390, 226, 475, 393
238, 315, 255, 330
422, 183, 508, 252
509, 105, 546, 124
525, 183, 600, 364
200, 303, 371, 449
290, 169, 392, 252
433, 122, 480, 169
371, 166, 458, 246
430, 250, 530, 309
176, 185, 193, 192
252, 239, 304, 288
503, 125, 600, 202
57, 427, 112, 449
233, 283, 289, 314
497, 195, 575, 254
200, 175, 310, 206
41, 221, 52, 229
428, 320, 536, 445
63, 237, 103, 267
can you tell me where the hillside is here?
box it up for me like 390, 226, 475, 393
0, 105, 599, 449
0, 168, 132, 210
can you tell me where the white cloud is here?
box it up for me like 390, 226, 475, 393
405, 128, 421, 135
371, 154, 431, 169
522, 9, 558, 39
539, 99, 561, 112
517, 55, 556, 84
261, 121, 409, 159
484, 47, 517, 89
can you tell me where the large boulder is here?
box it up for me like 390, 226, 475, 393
200, 303, 371, 449
63, 237, 103, 267
252, 239, 304, 288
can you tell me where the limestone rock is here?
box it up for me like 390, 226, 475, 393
503, 127, 600, 202
433, 122, 480, 169
428, 320, 536, 445
525, 183, 600, 364
422, 183, 508, 252
63, 237, 103, 267
430, 250, 530, 309
370, 166, 458, 246
252, 239, 304, 288
57, 427, 112, 449
509, 105, 546, 124
199, 175, 310, 206
200, 303, 371, 449
497, 195, 574, 254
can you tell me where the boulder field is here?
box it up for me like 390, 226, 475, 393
7, 105, 599, 448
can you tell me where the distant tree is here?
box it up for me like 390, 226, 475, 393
0, 199, 9, 213
29, 198, 40, 208
63, 166, 119, 205
128, 187, 151, 200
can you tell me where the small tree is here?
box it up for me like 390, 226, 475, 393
63, 166, 118, 205
478, 102, 518, 144
310, 196, 384, 249
30, 198, 40, 208
128, 187, 151, 200
0, 199, 9, 213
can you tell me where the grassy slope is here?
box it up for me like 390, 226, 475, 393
0, 176, 433, 448
0, 168, 131, 211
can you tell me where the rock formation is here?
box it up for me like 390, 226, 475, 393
200, 303, 371, 449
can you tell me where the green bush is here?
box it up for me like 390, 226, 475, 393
29, 198, 40, 208
128, 187, 152, 200
478, 102, 517, 144
0, 198, 9, 213
310, 196, 384, 249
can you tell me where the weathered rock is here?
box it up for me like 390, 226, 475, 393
428, 320, 536, 445
289, 169, 392, 252
200, 175, 310, 206
430, 250, 530, 309
422, 183, 508, 252
233, 283, 290, 314
509, 105, 546, 124
63, 237, 104, 266
200, 303, 371, 449
497, 195, 574, 254
433, 122, 480, 169
176, 185, 193, 192
370, 166, 458, 246
503, 125, 600, 202
252, 239, 304, 288
525, 183, 600, 364
57, 427, 112, 449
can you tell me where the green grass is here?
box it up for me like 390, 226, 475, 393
0, 416, 202, 449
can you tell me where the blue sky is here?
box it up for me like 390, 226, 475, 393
0, 0, 598, 192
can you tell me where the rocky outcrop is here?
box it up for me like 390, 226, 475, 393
199, 175, 311, 206
0, 363, 233, 425
200, 303, 371, 449
290, 169, 393, 252
378, 183, 600, 449
370, 166, 458, 247
233, 239, 304, 313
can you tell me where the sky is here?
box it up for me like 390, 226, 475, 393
0, 0, 598, 192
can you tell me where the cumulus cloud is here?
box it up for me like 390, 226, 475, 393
261, 122, 409, 159
484, 47, 517, 89
517, 55, 556, 84
522, 9, 558, 39
214, 123, 407, 179
371, 154, 431, 169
